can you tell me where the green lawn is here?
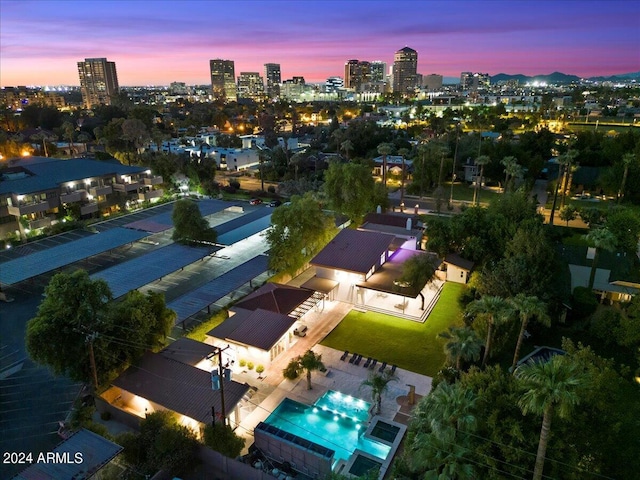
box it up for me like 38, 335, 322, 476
320, 283, 466, 376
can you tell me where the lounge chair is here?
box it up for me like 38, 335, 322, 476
390, 364, 397, 375
378, 361, 387, 373
340, 350, 349, 361
363, 357, 372, 368
354, 354, 362, 366
349, 353, 357, 364
369, 359, 378, 370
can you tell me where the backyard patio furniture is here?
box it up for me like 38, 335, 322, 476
340, 350, 349, 361
369, 359, 378, 370
363, 357, 372, 368
349, 353, 358, 364
378, 361, 387, 373
354, 354, 363, 366
390, 364, 397, 375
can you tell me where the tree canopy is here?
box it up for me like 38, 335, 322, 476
26, 270, 174, 385
265, 193, 336, 274
323, 162, 388, 222
172, 198, 217, 244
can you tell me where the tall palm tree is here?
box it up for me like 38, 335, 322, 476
282, 349, 324, 390
410, 382, 477, 479
377, 142, 393, 189
398, 147, 410, 207
500, 156, 518, 193
549, 150, 577, 225
360, 370, 397, 415
473, 155, 490, 206
257, 149, 268, 192
585, 227, 617, 290
62, 121, 76, 156
516, 355, 585, 480
618, 153, 636, 203
438, 326, 482, 370
340, 139, 353, 161
508, 294, 550, 370
30, 130, 56, 157
466, 296, 512, 366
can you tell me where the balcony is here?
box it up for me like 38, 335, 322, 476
28, 217, 53, 230
89, 185, 113, 196
143, 175, 163, 186
80, 202, 99, 216
60, 190, 87, 204
138, 189, 164, 201
7, 201, 50, 216
113, 182, 141, 193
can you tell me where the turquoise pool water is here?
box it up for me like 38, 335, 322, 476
265, 392, 391, 463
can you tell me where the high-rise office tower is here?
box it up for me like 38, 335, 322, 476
264, 63, 281, 99
77, 57, 119, 109
369, 61, 387, 83
210, 59, 237, 102
237, 72, 265, 101
460, 72, 490, 90
392, 47, 418, 94
423, 74, 443, 91
344, 60, 371, 92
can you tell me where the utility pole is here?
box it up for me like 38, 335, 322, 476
449, 124, 460, 206
86, 332, 99, 392
209, 345, 231, 427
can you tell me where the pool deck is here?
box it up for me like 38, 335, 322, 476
237, 341, 432, 450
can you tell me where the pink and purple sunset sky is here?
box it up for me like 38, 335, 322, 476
1, 0, 639, 87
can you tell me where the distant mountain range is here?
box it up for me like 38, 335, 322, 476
489, 71, 640, 84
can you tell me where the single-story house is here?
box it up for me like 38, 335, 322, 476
442, 253, 475, 284
308, 229, 442, 318
100, 341, 250, 435
206, 283, 319, 368
359, 212, 424, 250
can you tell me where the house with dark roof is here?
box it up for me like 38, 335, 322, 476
99, 343, 250, 435
442, 253, 475, 284
359, 212, 424, 250
206, 283, 319, 368
308, 228, 442, 318
0, 156, 163, 237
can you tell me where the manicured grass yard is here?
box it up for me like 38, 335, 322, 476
320, 283, 466, 377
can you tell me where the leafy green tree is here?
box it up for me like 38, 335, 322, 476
500, 156, 518, 193
26, 270, 112, 383
508, 294, 550, 370
203, 423, 245, 458
605, 207, 640, 255
585, 227, 616, 290
466, 296, 513, 366
119, 410, 199, 477
516, 355, 586, 480
549, 149, 578, 225
172, 198, 217, 244
438, 326, 483, 370
26, 271, 175, 385
578, 206, 605, 227
360, 370, 397, 415
395, 253, 438, 309
323, 162, 387, 222
559, 205, 578, 226
265, 193, 336, 274
282, 350, 325, 390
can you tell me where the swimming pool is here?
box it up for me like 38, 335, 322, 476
264, 391, 391, 464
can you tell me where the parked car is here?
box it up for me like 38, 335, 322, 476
293, 325, 308, 337
249, 198, 263, 205
269, 200, 282, 207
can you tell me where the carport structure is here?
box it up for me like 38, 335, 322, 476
0, 227, 148, 287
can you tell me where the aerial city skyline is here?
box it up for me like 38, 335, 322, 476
1, 0, 639, 87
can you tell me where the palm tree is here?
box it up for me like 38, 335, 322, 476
466, 296, 512, 366
549, 150, 577, 225
473, 155, 490, 206
618, 153, 636, 203
410, 382, 477, 479
377, 142, 394, 189
62, 121, 76, 156
438, 326, 482, 370
500, 156, 518, 193
516, 355, 585, 480
585, 227, 617, 290
398, 147, 410, 207
257, 149, 268, 192
30, 130, 56, 157
360, 370, 397, 415
77, 132, 91, 155
340, 139, 353, 161
508, 294, 550, 371
282, 350, 324, 390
